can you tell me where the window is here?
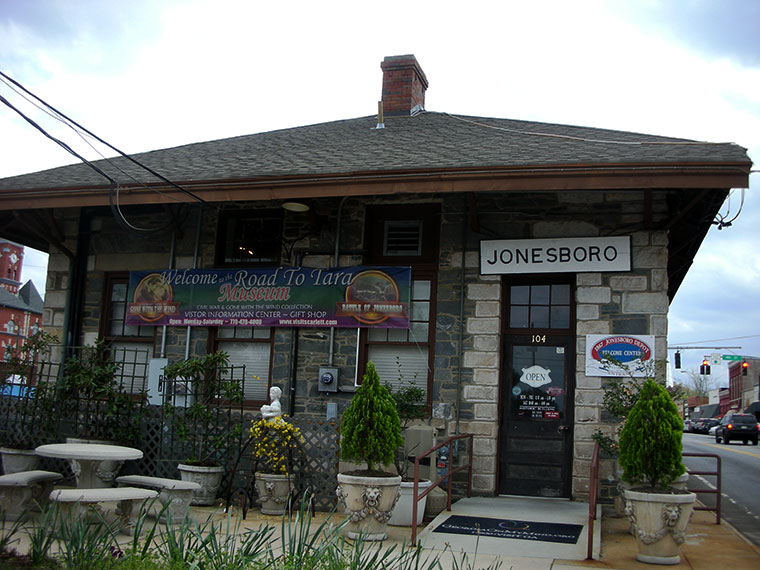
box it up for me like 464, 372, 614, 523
366, 278, 432, 392
216, 210, 283, 266
214, 326, 273, 407
367, 205, 439, 264
361, 204, 439, 397
508, 283, 571, 329
102, 274, 154, 393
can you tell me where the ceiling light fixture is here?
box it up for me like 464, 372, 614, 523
282, 201, 310, 212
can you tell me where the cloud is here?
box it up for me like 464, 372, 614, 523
0, 0, 758, 366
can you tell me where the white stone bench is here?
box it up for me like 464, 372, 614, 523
116, 475, 200, 522
50, 487, 158, 532
0, 470, 63, 520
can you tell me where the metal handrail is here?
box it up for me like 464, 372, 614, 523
586, 441, 600, 560
683, 452, 721, 524
410, 433, 473, 544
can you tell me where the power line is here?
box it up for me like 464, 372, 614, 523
670, 334, 760, 346
0, 69, 207, 205
1, 91, 169, 233
0, 93, 118, 186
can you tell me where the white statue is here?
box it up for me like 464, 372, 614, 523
260, 385, 282, 420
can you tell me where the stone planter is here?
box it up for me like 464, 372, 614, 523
255, 472, 295, 515
65, 438, 122, 488
388, 479, 432, 526
336, 472, 401, 541
617, 473, 689, 518
177, 463, 224, 506
623, 487, 697, 565
0, 447, 40, 474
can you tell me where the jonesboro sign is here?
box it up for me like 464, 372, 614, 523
480, 236, 631, 275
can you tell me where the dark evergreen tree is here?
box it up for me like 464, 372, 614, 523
618, 378, 685, 490
340, 361, 403, 474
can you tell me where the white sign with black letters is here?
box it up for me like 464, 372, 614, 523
480, 236, 631, 274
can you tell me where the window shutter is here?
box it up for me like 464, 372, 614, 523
220, 342, 270, 401
383, 220, 423, 256
367, 345, 428, 393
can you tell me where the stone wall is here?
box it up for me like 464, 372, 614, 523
39, 189, 671, 501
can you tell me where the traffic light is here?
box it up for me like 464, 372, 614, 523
742, 360, 749, 376
674, 352, 681, 369
700, 358, 711, 375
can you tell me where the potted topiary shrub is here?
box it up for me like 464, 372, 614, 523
618, 378, 697, 565
337, 361, 403, 541
163, 350, 243, 505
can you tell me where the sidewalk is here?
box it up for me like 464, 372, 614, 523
561, 509, 760, 570
204, 501, 760, 569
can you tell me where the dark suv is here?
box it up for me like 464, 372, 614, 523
715, 413, 759, 445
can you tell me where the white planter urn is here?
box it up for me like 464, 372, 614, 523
336, 472, 401, 541
0, 447, 40, 474
624, 488, 697, 565
255, 472, 295, 515
178, 463, 225, 506
617, 472, 689, 518
388, 479, 432, 526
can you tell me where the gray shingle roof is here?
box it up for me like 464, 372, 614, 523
0, 112, 750, 191
18, 281, 43, 313
0, 281, 42, 313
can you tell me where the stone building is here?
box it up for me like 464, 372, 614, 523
0, 55, 751, 501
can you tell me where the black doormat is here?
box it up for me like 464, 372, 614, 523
433, 515, 583, 544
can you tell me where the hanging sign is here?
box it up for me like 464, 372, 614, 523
480, 236, 631, 274
125, 266, 411, 328
585, 334, 655, 377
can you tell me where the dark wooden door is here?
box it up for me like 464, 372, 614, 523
498, 278, 575, 498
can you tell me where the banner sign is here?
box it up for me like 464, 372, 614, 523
126, 266, 411, 329
585, 334, 655, 377
480, 236, 631, 274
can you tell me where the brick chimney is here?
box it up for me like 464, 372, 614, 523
380, 55, 429, 117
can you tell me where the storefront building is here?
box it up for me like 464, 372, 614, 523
0, 55, 751, 501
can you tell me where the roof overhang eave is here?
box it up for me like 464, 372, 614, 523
0, 162, 750, 210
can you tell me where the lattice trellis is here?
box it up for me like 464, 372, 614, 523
1, 342, 341, 510
220, 413, 340, 513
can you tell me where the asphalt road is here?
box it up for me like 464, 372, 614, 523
681, 431, 760, 547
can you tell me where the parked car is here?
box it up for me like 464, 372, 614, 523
693, 418, 720, 434
715, 413, 759, 445
708, 424, 719, 436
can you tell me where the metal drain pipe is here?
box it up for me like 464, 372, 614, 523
454, 195, 468, 435
159, 230, 176, 358
184, 204, 203, 359
327, 196, 348, 366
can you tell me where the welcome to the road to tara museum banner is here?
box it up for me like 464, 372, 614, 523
125, 266, 411, 329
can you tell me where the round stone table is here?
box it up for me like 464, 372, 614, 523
35, 443, 143, 488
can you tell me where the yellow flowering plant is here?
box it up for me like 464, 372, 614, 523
250, 415, 305, 475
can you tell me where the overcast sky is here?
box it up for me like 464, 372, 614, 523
1, 0, 758, 381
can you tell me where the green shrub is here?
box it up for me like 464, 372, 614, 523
340, 361, 403, 474
617, 378, 685, 490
